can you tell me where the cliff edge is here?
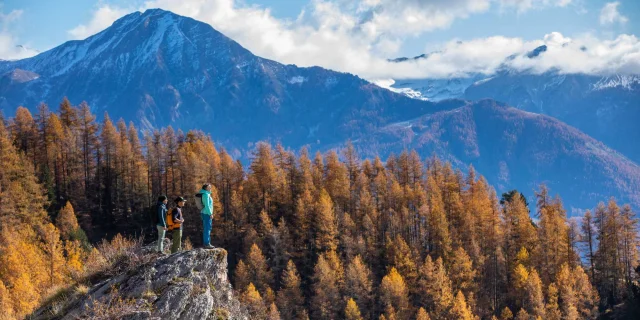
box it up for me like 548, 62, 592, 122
31, 244, 247, 320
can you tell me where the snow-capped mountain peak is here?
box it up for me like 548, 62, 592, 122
3, 9, 252, 79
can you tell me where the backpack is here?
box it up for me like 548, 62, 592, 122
166, 208, 176, 231
195, 193, 204, 211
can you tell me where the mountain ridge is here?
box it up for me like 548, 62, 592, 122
387, 47, 640, 163
356, 99, 640, 210
0, 8, 462, 149
0, 8, 638, 210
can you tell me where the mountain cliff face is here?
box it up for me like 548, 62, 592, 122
32, 245, 247, 320
0, 9, 638, 210
356, 99, 640, 210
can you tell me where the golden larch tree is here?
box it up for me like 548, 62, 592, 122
385, 234, 418, 294
345, 298, 364, 320
545, 283, 562, 320
418, 255, 453, 319
266, 302, 281, 320
345, 255, 374, 319
514, 308, 529, 320
276, 260, 305, 320
425, 176, 452, 258
242, 283, 266, 319
525, 268, 545, 319
311, 254, 342, 319
234, 260, 250, 291
246, 243, 274, 295
380, 267, 411, 320
449, 247, 477, 302
450, 291, 474, 320
56, 201, 79, 240
416, 307, 430, 320
500, 307, 513, 320
314, 189, 338, 252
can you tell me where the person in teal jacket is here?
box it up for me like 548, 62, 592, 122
198, 183, 214, 248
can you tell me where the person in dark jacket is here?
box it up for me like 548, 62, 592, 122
156, 195, 168, 252
171, 197, 186, 253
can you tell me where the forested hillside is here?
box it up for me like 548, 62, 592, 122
0, 98, 638, 319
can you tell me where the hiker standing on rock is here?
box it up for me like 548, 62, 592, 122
170, 197, 186, 253
156, 195, 169, 252
196, 183, 214, 248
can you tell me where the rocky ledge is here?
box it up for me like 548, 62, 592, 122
32, 243, 247, 320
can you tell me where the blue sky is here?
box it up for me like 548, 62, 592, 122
1, 0, 639, 79
3, 0, 637, 55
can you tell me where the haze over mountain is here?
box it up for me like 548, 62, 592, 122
0, 8, 638, 210
386, 48, 640, 163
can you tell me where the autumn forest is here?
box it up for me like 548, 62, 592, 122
0, 98, 638, 320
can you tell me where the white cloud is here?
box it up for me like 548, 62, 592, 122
130, 0, 534, 76
0, 9, 39, 60
381, 32, 640, 78
506, 33, 640, 75
352, 0, 491, 36
68, 5, 130, 39
498, 0, 572, 13
599, 2, 628, 26
63, 0, 640, 79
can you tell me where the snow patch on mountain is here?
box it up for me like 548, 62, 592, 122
52, 43, 90, 77
378, 77, 483, 101
384, 107, 464, 130
386, 71, 640, 104
472, 77, 493, 86
592, 75, 640, 91
5, 69, 40, 83
288, 76, 307, 84
137, 13, 174, 66
372, 79, 429, 100
386, 119, 416, 129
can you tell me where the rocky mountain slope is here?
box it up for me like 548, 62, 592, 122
31, 243, 246, 320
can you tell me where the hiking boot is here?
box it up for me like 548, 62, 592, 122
203, 244, 214, 249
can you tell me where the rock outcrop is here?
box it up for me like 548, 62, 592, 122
32, 243, 247, 319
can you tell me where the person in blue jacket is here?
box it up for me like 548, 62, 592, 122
198, 184, 214, 248
156, 195, 168, 252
